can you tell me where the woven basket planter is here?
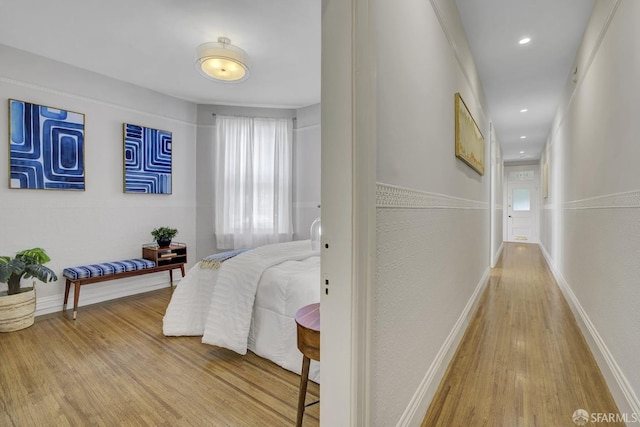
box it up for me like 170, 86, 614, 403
0, 285, 36, 332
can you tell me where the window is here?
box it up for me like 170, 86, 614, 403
512, 188, 531, 211
214, 115, 293, 249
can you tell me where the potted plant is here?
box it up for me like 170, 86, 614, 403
0, 247, 58, 332
151, 227, 178, 248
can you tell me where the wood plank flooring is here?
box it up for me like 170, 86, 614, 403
422, 243, 623, 427
0, 287, 319, 426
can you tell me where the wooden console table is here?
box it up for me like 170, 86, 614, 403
295, 303, 320, 427
142, 243, 187, 283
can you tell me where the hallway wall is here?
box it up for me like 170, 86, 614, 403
540, 0, 640, 415
372, 0, 492, 424
491, 125, 504, 267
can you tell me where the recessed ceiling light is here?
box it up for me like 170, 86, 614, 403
520, 108, 528, 113
520, 151, 525, 154
519, 37, 531, 45
520, 136, 526, 139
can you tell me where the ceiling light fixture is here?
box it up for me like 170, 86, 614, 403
520, 108, 528, 113
519, 37, 531, 45
196, 37, 250, 83
520, 136, 527, 139
520, 151, 525, 154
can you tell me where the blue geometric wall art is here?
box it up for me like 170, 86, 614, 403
9, 99, 85, 190
123, 123, 172, 194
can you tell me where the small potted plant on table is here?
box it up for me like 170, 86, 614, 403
0, 248, 58, 332
151, 227, 178, 248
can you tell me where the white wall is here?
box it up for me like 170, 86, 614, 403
293, 103, 321, 239
371, 0, 491, 424
0, 44, 197, 315
540, 144, 553, 256
540, 0, 640, 415
491, 124, 504, 267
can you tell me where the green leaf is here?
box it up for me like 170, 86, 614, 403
23, 264, 57, 283
0, 248, 56, 287
16, 248, 51, 264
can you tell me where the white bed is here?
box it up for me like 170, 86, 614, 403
163, 240, 320, 382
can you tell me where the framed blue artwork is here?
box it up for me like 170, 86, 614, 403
9, 99, 85, 190
123, 123, 172, 194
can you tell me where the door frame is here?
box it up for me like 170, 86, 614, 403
506, 179, 538, 242
503, 165, 540, 244
321, 0, 375, 425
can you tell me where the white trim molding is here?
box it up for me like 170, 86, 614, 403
564, 189, 640, 210
0, 76, 196, 126
36, 279, 176, 317
376, 183, 488, 210
492, 241, 504, 268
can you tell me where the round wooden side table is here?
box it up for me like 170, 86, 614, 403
295, 303, 320, 427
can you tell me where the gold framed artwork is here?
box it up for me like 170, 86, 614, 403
454, 93, 485, 175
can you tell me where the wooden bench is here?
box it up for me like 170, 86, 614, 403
62, 258, 185, 320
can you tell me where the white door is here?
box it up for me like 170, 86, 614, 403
507, 180, 537, 242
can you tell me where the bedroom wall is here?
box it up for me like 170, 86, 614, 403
371, 0, 491, 424
0, 44, 198, 315
194, 103, 320, 258
0, 44, 320, 313
293, 103, 321, 239
540, 0, 640, 415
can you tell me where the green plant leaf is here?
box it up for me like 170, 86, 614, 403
23, 264, 58, 283
0, 261, 9, 283
0, 248, 56, 288
16, 247, 51, 264
151, 227, 178, 240
0, 258, 26, 283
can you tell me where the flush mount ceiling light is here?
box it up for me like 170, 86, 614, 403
519, 37, 531, 45
520, 108, 528, 113
196, 37, 250, 83
520, 135, 527, 139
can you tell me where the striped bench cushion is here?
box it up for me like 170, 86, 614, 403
63, 259, 157, 280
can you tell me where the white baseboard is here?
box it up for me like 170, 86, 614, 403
35, 277, 179, 317
492, 241, 504, 268
539, 244, 640, 417
396, 267, 490, 427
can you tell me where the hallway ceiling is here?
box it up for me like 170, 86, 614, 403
456, 0, 595, 163
1, 1, 593, 162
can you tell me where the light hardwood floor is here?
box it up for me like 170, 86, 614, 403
422, 243, 623, 427
0, 287, 319, 426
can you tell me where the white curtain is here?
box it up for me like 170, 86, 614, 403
214, 115, 293, 249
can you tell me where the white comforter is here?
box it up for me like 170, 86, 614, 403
163, 240, 320, 380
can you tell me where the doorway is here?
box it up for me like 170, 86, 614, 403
505, 167, 539, 243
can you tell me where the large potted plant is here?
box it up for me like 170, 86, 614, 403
0, 247, 58, 332
151, 227, 178, 248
